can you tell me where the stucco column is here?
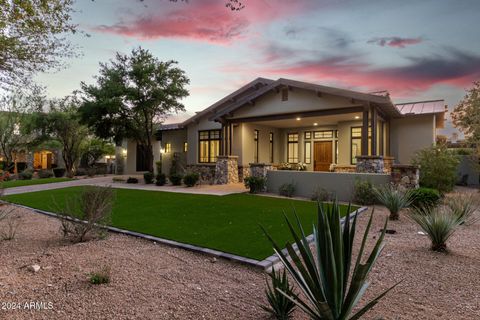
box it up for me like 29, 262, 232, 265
115, 145, 126, 175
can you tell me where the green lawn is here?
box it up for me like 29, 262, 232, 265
4, 187, 358, 260
1, 177, 72, 189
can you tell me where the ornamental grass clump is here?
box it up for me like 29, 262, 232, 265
444, 192, 479, 225
262, 201, 399, 320
409, 205, 461, 252
374, 184, 414, 220
261, 268, 296, 320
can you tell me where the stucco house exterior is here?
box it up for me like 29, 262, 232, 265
116, 77, 445, 186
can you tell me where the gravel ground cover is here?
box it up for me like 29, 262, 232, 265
0, 197, 479, 319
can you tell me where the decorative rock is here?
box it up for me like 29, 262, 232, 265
210, 257, 217, 263
27, 264, 41, 273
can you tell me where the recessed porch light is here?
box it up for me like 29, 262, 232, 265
313, 122, 318, 126
355, 115, 360, 119
296, 117, 301, 121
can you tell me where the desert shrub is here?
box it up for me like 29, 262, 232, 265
155, 173, 166, 186
169, 173, 183, 186
53, 167, 66, 178
244, 176, 265, 194
374, 184, 414, 220
86, 167, 96, 177
38, 169, 54, 179
410, 187, 441, 208
262, 202, 399, 319
126, 177, 138, 184
409, 205, 461, 252
261, 268, 296, 320
412, 144, 460, 194
0, 205, 20, 241
183, 173, 199, 187
353, 179, 376, 205
279, 182, 295, 197
18, 168, 33, 180
445, 192, 479, 225
311, 186, 333, 202
143, 172, 154, 184
58, 186, 115, 243
89, 266, 111, 285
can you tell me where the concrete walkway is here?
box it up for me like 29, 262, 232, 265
3, 175, 248, 196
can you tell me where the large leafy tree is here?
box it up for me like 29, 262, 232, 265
80, 47, 189, 172
452, 81, 480, 144
0, 0, 77, 88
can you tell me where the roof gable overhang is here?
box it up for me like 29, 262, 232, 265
207, 78, 401, 122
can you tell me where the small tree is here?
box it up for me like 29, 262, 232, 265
452, 81, 480, 145
31, 96, 90, 177
411, 144, 460, 194
80, 47, 189, 172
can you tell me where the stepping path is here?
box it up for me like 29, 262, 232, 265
3, 175, 248, 196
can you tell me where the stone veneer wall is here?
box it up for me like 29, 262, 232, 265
238, 165, 250, 182
332, 165, 356, 173
391, 164, 420, 189
355, 156, 385, 173
214, 156, 239, 185
383, 156, 395, 173
249, 163, 273, 192
186, 164, 216, 185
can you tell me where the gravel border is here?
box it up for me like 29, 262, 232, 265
2, 200, 368, 271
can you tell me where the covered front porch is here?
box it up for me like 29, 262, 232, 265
216, 103, 393, 177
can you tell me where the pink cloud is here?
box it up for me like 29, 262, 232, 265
367, 36, 423, 48
255, 50, 480, 95
94, 0, 313, 44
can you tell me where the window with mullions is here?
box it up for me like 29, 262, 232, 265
199, 130, 220, 163
164, 143, 171, 153
304, 141, 311, 164
287, 133, 299, 163
314, 130, 333, 139
351, 126, 371, 164
304, 131, 311, 139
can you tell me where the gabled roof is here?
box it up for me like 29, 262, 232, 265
208, 78, 401, 121
182, 77, 274, 126
395, 99, 446, 116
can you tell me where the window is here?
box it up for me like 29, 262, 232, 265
183, 142, 188, 152
287, 133, 299, 163
281, 88, 288, 101
269, 132, 274, 163
351, 127, 372, 164
199, 130, 221, 163
254, 130, 259, 163
164, 143, 171, 153
304, 141, 311, 164
314, 130, 333, 139
304, 131, 311, 139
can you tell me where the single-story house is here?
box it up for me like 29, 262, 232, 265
116, 77, 445, 186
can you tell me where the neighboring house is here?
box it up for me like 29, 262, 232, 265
117, 77, 445, 184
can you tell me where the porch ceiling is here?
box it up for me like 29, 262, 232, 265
249, 112, 362, 128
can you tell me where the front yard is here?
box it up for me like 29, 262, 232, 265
3, 187, 357, 260
1, 177, 72, 189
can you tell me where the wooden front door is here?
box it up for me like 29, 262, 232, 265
314, 141, 333, 171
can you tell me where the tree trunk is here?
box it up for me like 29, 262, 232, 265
146, 143, 154, 173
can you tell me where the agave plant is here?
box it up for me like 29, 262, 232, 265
444, 193, 479, 225
374, 184, 413, 220
409, 205, 461, 252
262, 201, 399, 320
261, 267, 296, 320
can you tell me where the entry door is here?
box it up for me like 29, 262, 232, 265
314, 141, 333, 171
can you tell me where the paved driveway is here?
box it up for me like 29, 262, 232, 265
3, 176, 248, 196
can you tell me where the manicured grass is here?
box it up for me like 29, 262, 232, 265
1, 177, 72, 189
4, 187, 359, 260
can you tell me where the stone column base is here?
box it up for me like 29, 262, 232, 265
214, 156, 239, 184
356, 155, 385, 173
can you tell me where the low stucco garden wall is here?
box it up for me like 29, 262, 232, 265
266, 170, 391, 202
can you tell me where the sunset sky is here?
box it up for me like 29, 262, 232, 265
35, 0, 480, 134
